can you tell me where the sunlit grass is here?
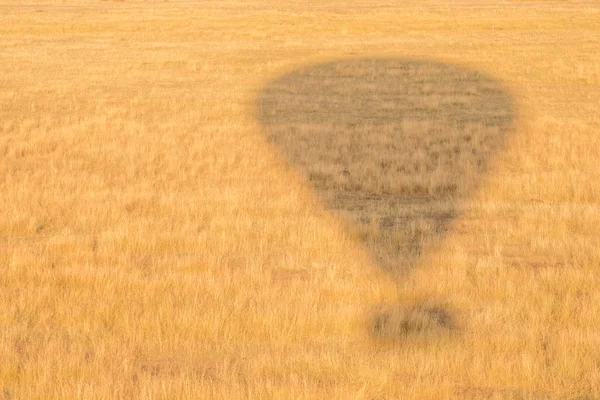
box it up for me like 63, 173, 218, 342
1, 1, 599, 398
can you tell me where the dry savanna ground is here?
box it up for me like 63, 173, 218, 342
1, 0, 600, 398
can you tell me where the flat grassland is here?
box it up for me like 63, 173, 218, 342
1, 1, 599, 398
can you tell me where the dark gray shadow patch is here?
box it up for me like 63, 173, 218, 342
372, 303, 454, 341
257, 58, 514, 340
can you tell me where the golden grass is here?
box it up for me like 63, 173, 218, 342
1, 1, 600, 398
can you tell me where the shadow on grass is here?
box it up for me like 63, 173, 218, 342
257, 58, 514, 341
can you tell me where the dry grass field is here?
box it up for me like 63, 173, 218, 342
1, 0, 600, 398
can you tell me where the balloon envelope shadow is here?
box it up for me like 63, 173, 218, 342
257, 58, 514, 340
